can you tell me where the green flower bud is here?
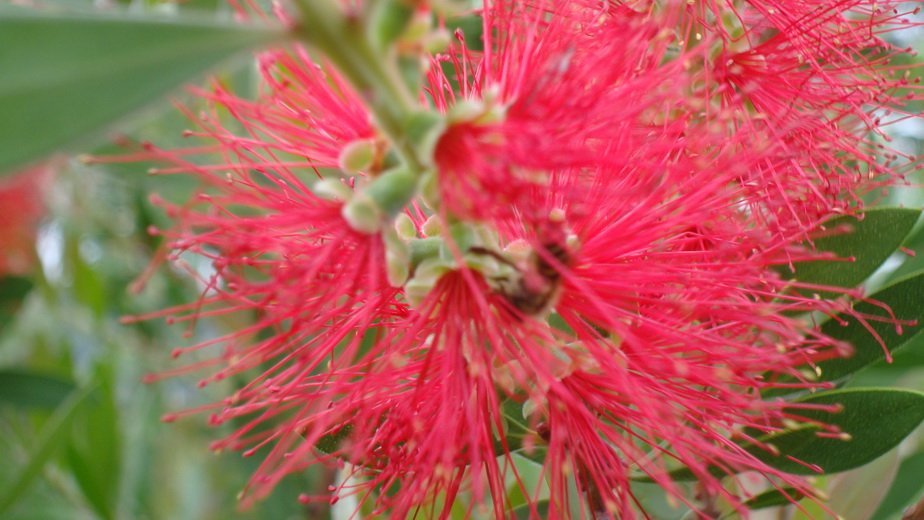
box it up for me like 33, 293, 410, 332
383, 228, 411, 287
439, 222, 479, 263
338, 138, 376, 174
421, 214, 441, 237
363, 167, 417, 216
418, 169, 440, 210
312, 178, 354, 202
404, 257, 452, 308
422, 28, 451, 54
394, 212, 418, 240
342, 195, 383, 234
342, 167, 418, 234
409, 237, 442, 270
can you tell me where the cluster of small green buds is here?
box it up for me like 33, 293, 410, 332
337, 138, 377, 174
403, 219, 521, 306
342, 166, 418, 233
331, 109, 444, 234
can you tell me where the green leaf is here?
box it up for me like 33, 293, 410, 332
652, 388, 924, 482
443, 14, 484, 51
64, 365, 120, 520
870, 449, 924, 520
0, 276, 33, 333
315, 423, 354, 454
503, 452, 549, 511
494, 397, 536, 459
761, 271, 924, 399
813, 272, 924, 385
0, 386, 93, 516
774, 208, 920, 296
0, 6, 286, 174
0, 369, 75, 410
741, 487, 805, 511
750, 389, 924, 475
884, 200, 924, 283
512, 499, 551, 520
822, 445, 900, 520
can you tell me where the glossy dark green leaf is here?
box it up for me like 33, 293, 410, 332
742, 487, 805, 510
818, 273, 924, 386
0, 369, 75, 410
314, 423, 354, 454
513, 499, 551, 520
774, 208, 920, 297
751, 389, 924, 475
870, 449, 924, 520
494, 397, 537, 460
762, 271, 924, 399
651, 389, 924, 482
0, 6, 285, 174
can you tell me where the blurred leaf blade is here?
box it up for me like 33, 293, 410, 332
513, 499, 551, 519
870, 449, 924, 520
0, 386, 93, 516
64, 364, 121, 520
0, 370, 75, 410
0, 276, 34, 333
0, 6, 287, 174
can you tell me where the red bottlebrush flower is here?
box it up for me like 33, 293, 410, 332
0, 162, 52, 276
117, 0, 923, 518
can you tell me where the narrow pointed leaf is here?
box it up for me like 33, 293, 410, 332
870, 449, 924, 520
0, 387, 93, 516
651, 389, 924, 481
762, 272, 924, 399
65, 365, 120, 520
750, 389, 924, 475
815, 273, 924, 382
774, 208, 920, 296
0, 7, 286, 174
0, 370, 75, 410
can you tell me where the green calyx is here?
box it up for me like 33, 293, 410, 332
403, 111, 446, 168
338, 138, 377, 174
342, 167, 418, 234
399, 222, 522, 307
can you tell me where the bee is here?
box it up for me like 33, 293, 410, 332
470, 239, 572, 317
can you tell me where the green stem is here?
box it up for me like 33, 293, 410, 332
291, 0, 424, 172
